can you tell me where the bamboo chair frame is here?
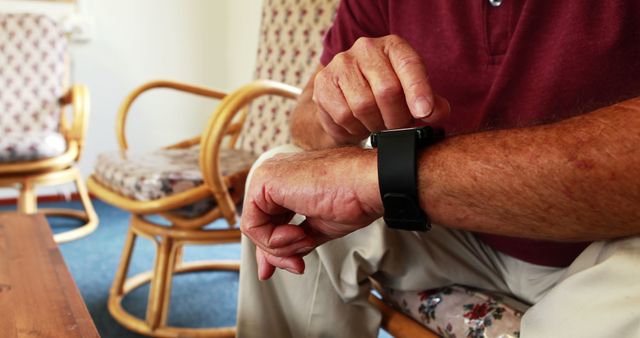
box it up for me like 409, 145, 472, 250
0, 84, 98, 243
86, 79, 301, 337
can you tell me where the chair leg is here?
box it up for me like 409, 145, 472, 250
146, 236, 175, 330
17, 180, 37, 214
174, 244, 184, 268
111, 228, 138, 297
166, 243, 185, 325
52, 169, 99, 243
74, 169, 98, 228
160, 242, 181, 326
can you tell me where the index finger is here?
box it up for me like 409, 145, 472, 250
385, 37, 435, 119
240, 198, 281, 250
241, 184, 315, 257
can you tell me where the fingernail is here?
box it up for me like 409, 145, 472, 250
269, 233, 306, 247
413, 96, 433, 118
284, 267, 302, 275
295, 246, 315, 255
257, 261, 266, 280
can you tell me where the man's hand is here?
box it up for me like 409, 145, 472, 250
240, 147, 381, 280
312, 35, 450, 145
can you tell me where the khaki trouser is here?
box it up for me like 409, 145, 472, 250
236, 145, 640, 338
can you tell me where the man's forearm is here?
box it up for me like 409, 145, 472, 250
419, 97, 640, 241
242, 95, 639, 274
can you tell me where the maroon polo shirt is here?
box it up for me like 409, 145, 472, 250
320, 0, 640, 267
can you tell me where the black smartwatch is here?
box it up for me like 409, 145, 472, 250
370, 126, 444, 231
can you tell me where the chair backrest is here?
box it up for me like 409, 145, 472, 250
235, 0, 340, 155
0, 13, 67, 135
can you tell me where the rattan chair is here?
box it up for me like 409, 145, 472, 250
85, 0, 339, 336
0, 13, 97, 243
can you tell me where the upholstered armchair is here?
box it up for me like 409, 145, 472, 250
0, 13, 97, 243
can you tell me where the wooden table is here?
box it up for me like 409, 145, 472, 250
0, 213, 99, 337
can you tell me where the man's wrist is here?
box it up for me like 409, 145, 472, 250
353, 148, 384, 217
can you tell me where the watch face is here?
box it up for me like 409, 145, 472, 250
370, 126, 423, 147
370, 126, 444, 148
379, 126, 425, 133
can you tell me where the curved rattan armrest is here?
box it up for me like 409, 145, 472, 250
199, 79, 302, 225
60, 84, 90, 160
116, 80, 227, 151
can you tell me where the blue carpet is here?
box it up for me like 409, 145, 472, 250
3, 199, 392, 338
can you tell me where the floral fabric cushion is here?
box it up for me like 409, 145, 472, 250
0, 131, 66, 163
0, 13, 67, 134
384, 285, 529, 338
93, 146, 256, 216
235, 0, 339, 155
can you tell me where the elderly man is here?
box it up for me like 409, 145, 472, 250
237, 1, 640, 337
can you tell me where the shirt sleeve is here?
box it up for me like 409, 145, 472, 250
320, 0, 390, 65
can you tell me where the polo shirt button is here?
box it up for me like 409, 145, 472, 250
489, 0, 502, 7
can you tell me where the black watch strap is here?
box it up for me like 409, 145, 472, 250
371, 126, 443, 231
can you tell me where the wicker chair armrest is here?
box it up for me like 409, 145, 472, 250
59, 84, 90, 160
116, 80, 227, 151
200, 79, 301, 225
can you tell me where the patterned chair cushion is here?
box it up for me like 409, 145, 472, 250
235, 0, 339, 155
384, 285, 529, 338
0, 13, 67, 135
0, 131, 67, 163
93, 146, 257, 216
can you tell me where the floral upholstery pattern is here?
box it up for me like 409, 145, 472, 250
235, 0, 339, 155
0, 131, 66, 163
0, 14, 67, 162
384, 285, 529, 338
93, 146, 256, 216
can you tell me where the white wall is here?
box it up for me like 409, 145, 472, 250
226, 0, 262, 89
74, 0, 229, 165
0, 0, 264, 198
